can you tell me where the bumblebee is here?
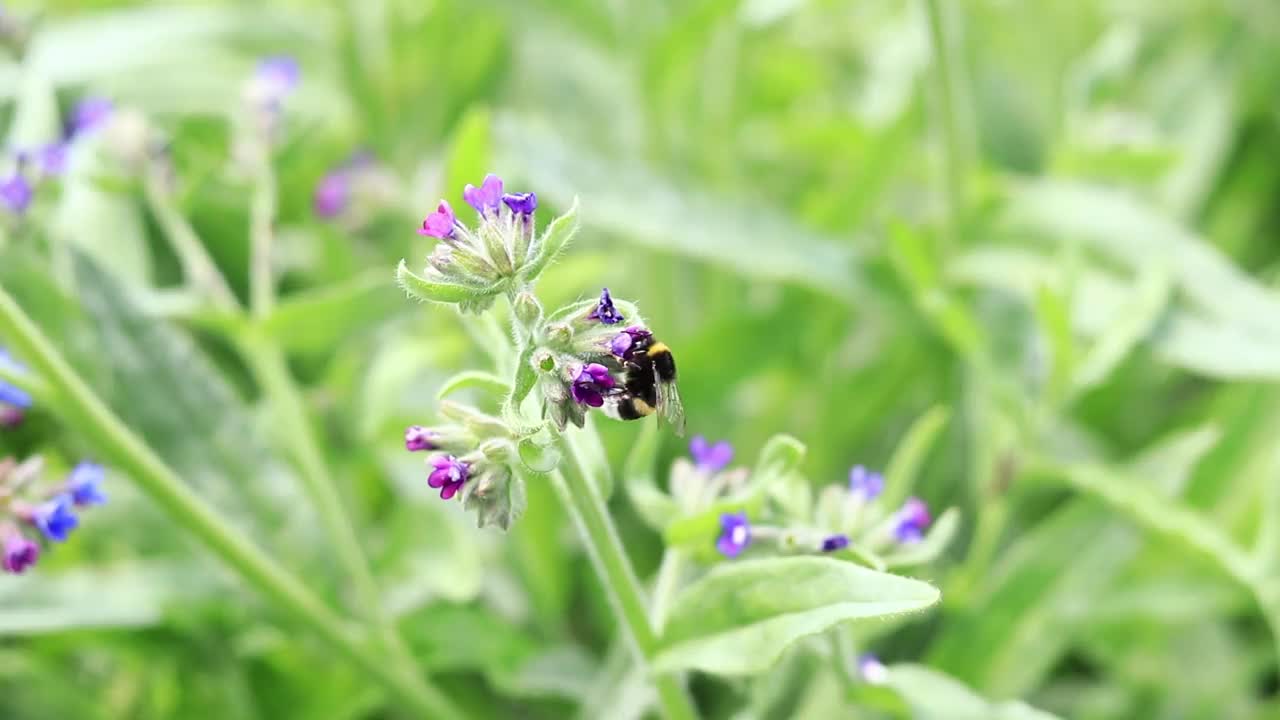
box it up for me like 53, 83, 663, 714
604, 328, 686, 435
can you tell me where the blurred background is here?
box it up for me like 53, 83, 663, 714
1, 0, 1280, 718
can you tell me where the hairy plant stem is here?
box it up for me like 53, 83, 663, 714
0, 286, 464, 720
649, 548, 685, 631
550, 446, 699, 720
142, 168, 239, 312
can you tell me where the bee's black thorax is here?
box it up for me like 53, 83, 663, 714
647, 342, 677, 382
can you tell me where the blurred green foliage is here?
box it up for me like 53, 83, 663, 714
2, 0, 1280, 718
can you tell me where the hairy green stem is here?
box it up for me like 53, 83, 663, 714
249, 152, 278, 318
649, 548, 685, 631
550, 449, 699, 720
142, 169, 239, 312
0, 286, 463, 720
239, 333, 427, 683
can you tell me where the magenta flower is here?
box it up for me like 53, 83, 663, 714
570, 363, 615, 407
418, 200, 457, 239
716, 512, 751, 558
404, 425, 439, 452
427, 455, 470, 500
893, 497, 931, 543
313, 170, 350, 218
689, 436, 733, 473
2, 528, 38, 574
463, 173, 504, 217
587, 287, 624, 325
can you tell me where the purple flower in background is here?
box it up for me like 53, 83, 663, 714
716, 512, 751, 558
313, 169, 350, 218
30, 495, 78, 543
821, 534, 850, 552
70, 97, 114, 136
2, 529, 38, 574
255, 56, 300, 103
848, 465, 884, 499
570, 363, 615, 407
857, 654, 889, 684
501, 191, 537, 216
427, 455, 470, 500
462, 174, 503, 217
36, 143, 68, 176
404, 426, 439, 452
893, 497, 931, 544
0, 172, 32, 214
418, 200, 457, 239
587, 288, 624, 325
689, 435, 733, 474
610, 326, 652, 359
67, 462, 107, 507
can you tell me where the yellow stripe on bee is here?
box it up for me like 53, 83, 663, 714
647, 342, 670, 357
633, 398, 656, 416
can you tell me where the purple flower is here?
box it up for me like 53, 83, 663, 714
36, 143, 68, 176
893, 497, 931, 544
427, 455, 470, 500
70, 97, 114, 136
501, 192, 537, 216
313, 169, 350, 218
848, 465, 884, 499
0, 407, 23, 427
404, 425, 439, 452
716, 512, 751, 558
0, 172, 32, 214
418, 200, 457, 239
587, 288, 624, 325
462, 173, 503, 217
689, 436, 733, 473
30, 495, 78, 543
2, 529, 38, 574
67, 462, 107, 507
821, 534, 850, 552
570, 363, 615, 407
857, 654, 889, 684
610, 326, 652, 359
255, 56, 300, 101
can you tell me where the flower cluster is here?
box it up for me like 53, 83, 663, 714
0, 457, 108, 574
0, 347, 31, 427
1, 96, 114, 215
402, 412, 523, 530
715, 457, 937, 561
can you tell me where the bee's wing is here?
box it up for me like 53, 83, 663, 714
656, 379, 686, 436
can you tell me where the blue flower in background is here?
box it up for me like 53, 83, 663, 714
31, 494, 78, 543
0, 172, 32, 214
690, 435, 733, 474
67, 462, 107, 507
0, 347, 32, 409
716, 512, 751, 558
848, 464, 884, 499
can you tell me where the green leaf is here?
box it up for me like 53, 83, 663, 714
262, 272, 402, 354
517, 436, 561, 474
1069, 263, 1170, 396
496, 116, 862, 301
522, 197, 580, 281
888, 223, 984, 357
652, 557, 939, 675
884, 664, 1063, 720
623, 421, 679, 531
753, 433, 807, 477
881, 405, 950, 509
395, 260, 496, 305
1029, 463, 1256, 588
437, 370, 510, 400
1033, 282, 1075, 405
